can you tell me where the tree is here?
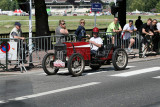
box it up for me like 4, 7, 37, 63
0, 0, 11, 10
127, 0, 159, 12
18, 0, 50, 37
0, 0, 19, 11
128, 0, 145, 11
144, 0, 159, 12
109, 2, 115, 7
156, 1, 160, 13
34, 0, 50, 37
10, 0, 19, 11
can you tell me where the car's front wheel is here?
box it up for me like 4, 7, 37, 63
42, 53, 59, 75
68, 53, 85, 77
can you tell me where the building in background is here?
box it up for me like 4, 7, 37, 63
44, 0, 114, 15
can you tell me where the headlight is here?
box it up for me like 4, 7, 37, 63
66, 57, 69, 61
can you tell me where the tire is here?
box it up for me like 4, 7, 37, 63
68, 53, 85, 77
89, 64, 101, 70
42, 53, 59, 75
112, 48, 128, 70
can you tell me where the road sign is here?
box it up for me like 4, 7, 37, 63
0, 42, 17, 60
91, 3, 102, 12
0, 42, 10, 53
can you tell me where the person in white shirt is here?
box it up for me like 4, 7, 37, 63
157, 22, 160, 32
89, 27, 103, 54
122, 20, 137, 53
10, 22, 25, 42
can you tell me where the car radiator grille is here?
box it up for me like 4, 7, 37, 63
56, 51, 64, 60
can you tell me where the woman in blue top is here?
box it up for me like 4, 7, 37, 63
75, 19, 90, 41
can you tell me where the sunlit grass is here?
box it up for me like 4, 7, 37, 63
0, 15, 159, 34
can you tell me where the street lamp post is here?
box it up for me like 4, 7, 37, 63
29, 0, 33, 67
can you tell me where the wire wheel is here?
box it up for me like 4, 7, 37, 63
112, 48, 128, 70
42, 53, 59, 75
68, 53, 85, 77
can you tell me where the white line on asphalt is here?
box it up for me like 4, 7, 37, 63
127, 66, 136, 68
152, 76, 160, 79
0, 82, 101, 104
111, 67, 160, 77
83, 66, 136, 76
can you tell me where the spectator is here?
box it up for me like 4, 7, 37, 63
157, 22, 160, 32
75, 19, 90, 41
135, 16, 143, 31
9, 22, 26, 65
89, 27, 103, 55
9, 22, 25, 42
107, 17, 122, 44
151, 19, 159, 53
55, 20, 69, 43
141, 18, 153, 37
122, 20, 137, 53
141, 18, 154, 57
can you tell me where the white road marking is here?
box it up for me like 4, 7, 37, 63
84, 66, 135, 76
0, 82, 101, 104
111, 67, 160, 77
127, 66, 136, 68
152, 76, 160, 79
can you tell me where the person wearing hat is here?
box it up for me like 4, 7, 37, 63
122, 20, 137, 53
89, 27, 103, 54
10, 22, 27, 65
9, 22, 25, 42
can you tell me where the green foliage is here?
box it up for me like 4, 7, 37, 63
0, 0, 11, 10
109, 2, 115, 7
156, 1, 160, 13
10, 0, 19, 11
126, 0, 159, 12
0, 0, 19, 11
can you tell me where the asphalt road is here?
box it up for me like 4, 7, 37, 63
0, 59, 160, 107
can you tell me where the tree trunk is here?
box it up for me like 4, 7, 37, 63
118, 0, 126, 28
34, 0, 50, 36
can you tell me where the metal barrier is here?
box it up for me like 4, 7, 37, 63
1, 32, 159, 72
99, 31, 140, 50
24, 34, 76, 69
0, 38, 27, 72
0, 34, 77, 72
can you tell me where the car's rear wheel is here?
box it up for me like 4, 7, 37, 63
68, 53, 85, 77
42, 53, 59, 75
112, 48, 128, 70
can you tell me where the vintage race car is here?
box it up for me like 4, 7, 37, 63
42, 35, 128, 76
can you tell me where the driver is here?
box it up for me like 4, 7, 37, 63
89, 27, 103, 54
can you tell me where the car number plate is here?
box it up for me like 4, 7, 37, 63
54, 60, 65, 68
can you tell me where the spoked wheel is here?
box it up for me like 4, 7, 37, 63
68, 53, 85, 77
112, 48, 128, 70
42, 53, 59, 75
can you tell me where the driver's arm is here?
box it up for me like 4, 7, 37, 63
89, 41, 102, 48
89, 38, 103, 48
